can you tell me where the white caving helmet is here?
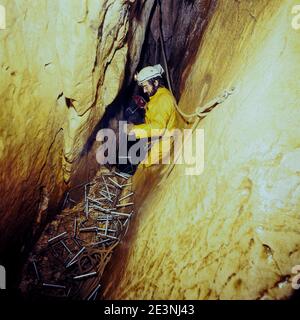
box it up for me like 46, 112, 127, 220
134, 64, 165, 86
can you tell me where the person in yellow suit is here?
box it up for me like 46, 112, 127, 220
126, 64, 178, 168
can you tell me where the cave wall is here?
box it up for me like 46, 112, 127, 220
138, 0, 217, 99
0, 0, 154, 268
103, 0, 300, 299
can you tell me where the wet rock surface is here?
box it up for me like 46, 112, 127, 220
102, 0, 300, 300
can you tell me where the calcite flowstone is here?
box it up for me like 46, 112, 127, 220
0, 0, 153, 263
102, 0, 300, 300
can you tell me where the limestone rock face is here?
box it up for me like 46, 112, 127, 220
0, 0, 153, 262
1, 0, 300, 300
103, 0, 300, 300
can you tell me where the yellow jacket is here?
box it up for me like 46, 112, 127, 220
130, 87, 178, 167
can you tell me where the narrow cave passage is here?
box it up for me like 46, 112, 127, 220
1, 0, 300, 303
11, 0, 216, 300
81, 0, 216, 177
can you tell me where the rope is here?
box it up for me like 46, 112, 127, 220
156, 0, 237, 183
157, 0, 173, 94
179, 87, 236, 122
157, 0, 235, 124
